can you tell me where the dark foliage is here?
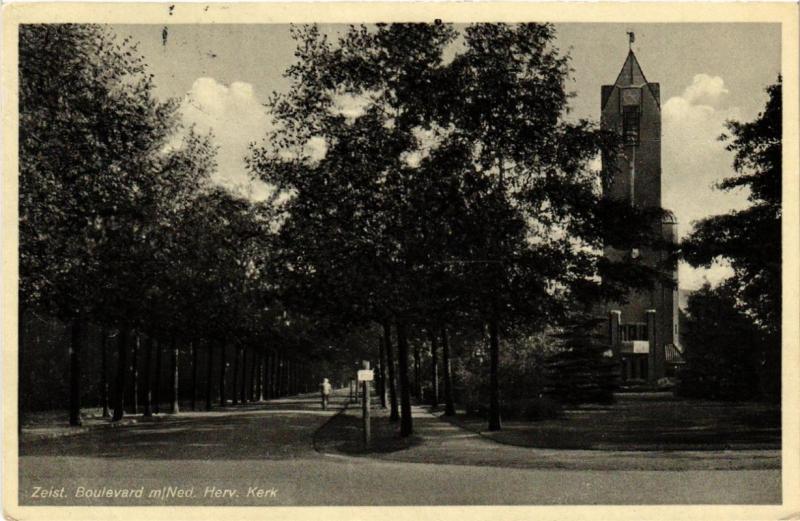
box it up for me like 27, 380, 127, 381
543, 317, 619, 405
675, 283, 764, 401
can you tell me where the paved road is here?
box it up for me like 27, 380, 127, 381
16, 391, 781, 506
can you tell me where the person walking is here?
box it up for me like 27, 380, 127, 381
320, 378, 332, 410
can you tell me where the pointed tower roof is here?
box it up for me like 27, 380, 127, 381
611, 50, 660, 108
613, 50, 649, 87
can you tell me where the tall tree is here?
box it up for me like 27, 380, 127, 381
683, 79, 781, 333
19, 24, 217, 423
250, 22, 658, 435
682, 79, 781, 398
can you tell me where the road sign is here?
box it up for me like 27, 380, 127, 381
357, 369, 374, 382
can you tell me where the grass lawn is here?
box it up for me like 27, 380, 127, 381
448, 392, 780, 451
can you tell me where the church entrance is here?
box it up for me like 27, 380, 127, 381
622, 354, 648, 381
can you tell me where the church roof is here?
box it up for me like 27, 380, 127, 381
614, 50, 650, 88
611, 50, 661, 108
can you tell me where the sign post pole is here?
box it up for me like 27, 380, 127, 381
359, 361, 372, 448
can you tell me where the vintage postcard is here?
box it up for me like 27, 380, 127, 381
2, 2, 798, 520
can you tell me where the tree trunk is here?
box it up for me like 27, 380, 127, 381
131, 333, 139, 414
205, 343, 213, 411
264, 351, 272, 399
413, 342, 421, 400
428, 329, 439, 407
275, 354, 285, 398
143, 335, 153, 417
441, 328, 456, 416
19, 306, 27, 432
488, 319, 502, 431
171, 339, 179, 414
191, 341, 198, 411
101, 328, 110, 418
270, 352, 278, 397
111, 328, 129, 422
154, 338, 162, 413
219, 343, 227, 406
383, 322, 399, 421
250, 349, 258, 401
272, 352, 278, 397
396, 319, 413, 437
68, 318, 84, 426
240, 346, 248, 404
377, 335, 387, 408
282, 359, 289, 396
232, 344, 240, 405
257, 351, 264, 401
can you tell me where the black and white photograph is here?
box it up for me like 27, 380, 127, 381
2, 3, 798, 518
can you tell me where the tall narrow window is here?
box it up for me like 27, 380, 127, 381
622, 106, 640, 145
621, 87, 642, 146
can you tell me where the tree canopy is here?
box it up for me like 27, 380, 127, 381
682, 79, 781, 336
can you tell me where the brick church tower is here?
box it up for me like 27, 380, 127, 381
601, 44, 680, 382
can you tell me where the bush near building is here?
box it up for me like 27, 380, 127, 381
675, 283, 763, 401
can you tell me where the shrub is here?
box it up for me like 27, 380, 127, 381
521, 396, 563, 421
675, 283, 764, 401
543, 317, 619, 405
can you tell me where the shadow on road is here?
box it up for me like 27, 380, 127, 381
20, 394, 349, 461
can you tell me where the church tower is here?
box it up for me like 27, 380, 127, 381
601, 43, 680, 383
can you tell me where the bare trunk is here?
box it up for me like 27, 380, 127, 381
131, 333, 139, 414
257, 351, 264, 401
266, 352, 274, 398
232, 344, 240, 405
383, 322, 399, 421
218, 342, 227, 406
413, 342, 421, 400
396, 319, 413, 437
428, 329, 439, 407
171, 339, 179, 414
240, 347, 248, 404
19, 306, 27, 432
441, 328, 455, 416
191, 341, 198, 411
154, 338, 162, 413
143, 336, 153, 417
377, 336, 387, 408
68, 318, 84, 426
219, 341, 228, 407
205, 343, 213, 411
283, 359, 289, 396
111, 328, 129, 422
101, 328, 110, 418
488, 319, 501, 431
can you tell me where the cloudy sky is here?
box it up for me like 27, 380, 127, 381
115, 23, 780, 290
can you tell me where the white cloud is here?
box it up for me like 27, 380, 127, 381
662, 74, 749, 290
679, 260, 734, 291
681, 74, 729, 106
178, 77, 274, 201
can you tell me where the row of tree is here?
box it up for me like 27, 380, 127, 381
246, 22, 670, 434
19, 22, 780, 434
18, 24, 349, 425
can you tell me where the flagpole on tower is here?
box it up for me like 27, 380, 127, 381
627, 31, 635, 50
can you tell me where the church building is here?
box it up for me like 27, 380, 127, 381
601, 43, 681, 383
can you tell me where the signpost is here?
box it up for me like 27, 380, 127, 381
358, 361, 373, 448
